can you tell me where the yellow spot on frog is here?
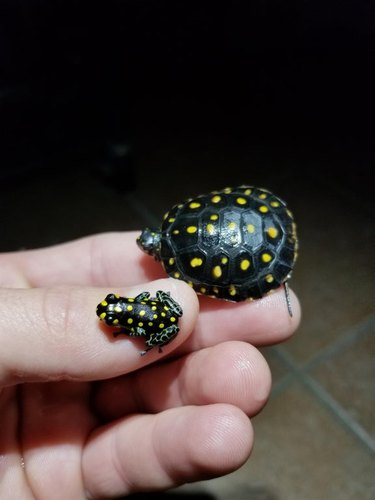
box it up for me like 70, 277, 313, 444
138, 322, 144, 327
100, 300, 108, 307
128, 298, 134, 302
139, 310, 146, 316
267, 227, 278, 238
210, 214, 219, 220
161, 312, 166, 317
148, 322, 153, 326
170, 317, 176, 322
127, 318, 133, 324
259, 205, 269, 213
99, 312, 106, 319
164, 306, 169, 311
262, 253, 272, 263
113, 318, 119, 325
247, 224, 255, 233
206, 223, 215, 234
265, 274, 274, 283
190, 257, 203, 267
236, 197, 247, 205
240, 259, 250, 271
211, 195, 221, 203
212, 265, 222, 278
153, 314, 158, 319
189, 201, 201, 209
114, 305, 122, 313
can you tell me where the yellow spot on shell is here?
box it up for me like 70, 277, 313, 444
169, 257, 175, 265
127, 305, 133, 311
168, 217, 175, 222
267, 227, 279, 238
236, 197, 247, 205
206, 223, 215, 234
189, 201, 201, 209
221, 257, 228, 264
229, 285, 237, 296
210, 214, 219, 220
265, 274, 274, 283
113, 318, 119, 325
190, 257, 203, 267
259, 192, 267, 199
200, 287, 207, 294
114, 305, 122, 313
224, 187, 232, 193
240, 259, 250, 271
100, 300, 108, 307
139, 310, 146, 316
187, 226, 197, 233
213, 286, 219, 294
173, 229, 180, 235
127, 318, 133, 324
99, 312, 106, 319
259, 205, 269, 213
244, 188, 252, 195
211, 195, 221, 203
228, 221, 236, 230
174, 271, 181, 278
247, 224, 255, 233
159, 323, 165, 329
212, 265, 222, 278
262, 253, 272, 263
270, 200, 280, 207
187, 281, 194, 287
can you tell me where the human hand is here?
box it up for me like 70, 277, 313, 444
0, 232, 300, 498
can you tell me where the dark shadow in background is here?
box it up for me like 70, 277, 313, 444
0, 0, 373, 185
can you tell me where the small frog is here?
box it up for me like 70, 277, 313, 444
96, 290, 183, 355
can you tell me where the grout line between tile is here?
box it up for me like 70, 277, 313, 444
304, 314, 375, 371
272, 345, 375, 456
125, 193, 161, 227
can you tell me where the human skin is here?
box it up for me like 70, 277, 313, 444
0, 231, 300, 498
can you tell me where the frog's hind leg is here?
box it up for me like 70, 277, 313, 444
140, 324, 179, 356
134, 291, 151, 302
156, 290, 183, 317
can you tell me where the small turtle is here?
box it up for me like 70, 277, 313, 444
96, 291, 183, 355
137, 185, 298, 315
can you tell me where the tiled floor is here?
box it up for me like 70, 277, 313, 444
1, 97, 374, 499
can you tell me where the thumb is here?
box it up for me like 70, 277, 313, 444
0, 279, 198, 386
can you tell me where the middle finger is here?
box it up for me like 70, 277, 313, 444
94, 340, 271, 419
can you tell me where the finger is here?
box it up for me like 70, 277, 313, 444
95, 341, 271, 418
0, 279, 198, 386
82, 403, 253, 497
2, 232, 162, 288
180, 286, 301, 352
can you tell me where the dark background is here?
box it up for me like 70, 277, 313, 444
1, 0, 374, 198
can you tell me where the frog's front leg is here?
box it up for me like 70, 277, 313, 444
140, 324, 180, 356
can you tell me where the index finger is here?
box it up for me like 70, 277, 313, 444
1, 232, 160, 288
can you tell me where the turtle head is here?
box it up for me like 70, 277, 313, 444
137, 228, 161, 260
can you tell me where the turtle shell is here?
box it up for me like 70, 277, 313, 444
159, 186, 298, 301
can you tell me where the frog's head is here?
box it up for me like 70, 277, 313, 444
96, 293, 123, 326
137, 228, 161, 260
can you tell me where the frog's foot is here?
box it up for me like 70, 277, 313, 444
140, 324, 180, 355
